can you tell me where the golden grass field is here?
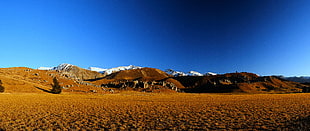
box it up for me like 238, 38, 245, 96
0, 92, 309, 130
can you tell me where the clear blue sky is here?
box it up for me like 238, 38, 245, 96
0, 0, 310, 76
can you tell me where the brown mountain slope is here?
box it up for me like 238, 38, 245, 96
104, 67, 172, 81
90, 68, 185, 92
0, 67, 180, 94
0, 67, 109, 94
0, 67, 58, 93
174, 72, 308, 93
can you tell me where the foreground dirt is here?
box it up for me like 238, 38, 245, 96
0, 93, 309, 130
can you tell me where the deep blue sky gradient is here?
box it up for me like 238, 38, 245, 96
1, 0, 310, 76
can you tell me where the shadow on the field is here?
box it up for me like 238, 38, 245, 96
35, 86, 54, 94
84, 77, 104, 81
284, 115, 310, 130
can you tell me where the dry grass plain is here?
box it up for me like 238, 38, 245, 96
0, 92, 309, 130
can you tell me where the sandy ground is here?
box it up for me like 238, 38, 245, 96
0, 92, 309, 130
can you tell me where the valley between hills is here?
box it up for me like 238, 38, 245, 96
0, 64, 309, 130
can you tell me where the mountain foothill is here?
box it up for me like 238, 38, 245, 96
0, 63, 309, 94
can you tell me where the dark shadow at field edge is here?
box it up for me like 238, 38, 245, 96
34, 86, 57, 94
284, 115, 310, 130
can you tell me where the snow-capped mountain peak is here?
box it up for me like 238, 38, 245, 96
165, 69, 187, 77
89, 65, 143, 75
206, 72, 217, 76
37, 67, 54, 70
188, 71, 203, 76
38, 63, 75, 71
165, 69, 217, 77
88, 67, 107, 72
53, 63, 74, 71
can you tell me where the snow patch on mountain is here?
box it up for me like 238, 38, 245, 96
206, 72, 217, 76
188, 71, 204, 76
37, 67, 54, 70
89, 65, 143, 75
165, 69, 217, 76
165, 69, 187, 77
88, 67, 107, 72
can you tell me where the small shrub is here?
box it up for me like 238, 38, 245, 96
0, 80, 4, 92
51, 77, 62, 94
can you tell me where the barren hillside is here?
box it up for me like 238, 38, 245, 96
174, 72, 309, 93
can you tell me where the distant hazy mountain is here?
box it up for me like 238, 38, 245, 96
283, 76, 310, 83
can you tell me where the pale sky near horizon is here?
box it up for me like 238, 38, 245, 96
1, 0, 310, 76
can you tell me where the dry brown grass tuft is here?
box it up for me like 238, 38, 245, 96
0, 93, 309, 130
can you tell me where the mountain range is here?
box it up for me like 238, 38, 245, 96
49, 64, 309, 83
280, 76, 310, 83
39, 64, 216, 77
0, 63, 308, 94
